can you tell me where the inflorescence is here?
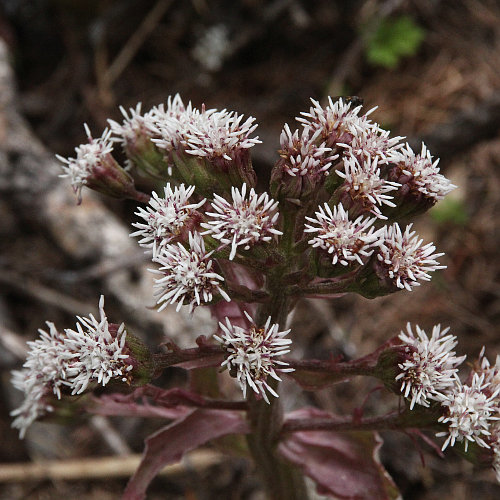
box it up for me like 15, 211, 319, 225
53, 94, 452, 402
18, 92, 498, 483
11, 297, 133, 438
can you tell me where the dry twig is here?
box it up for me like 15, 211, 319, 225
0, 449, 225, 483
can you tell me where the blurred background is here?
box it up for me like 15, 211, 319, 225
0, 0, 499, 498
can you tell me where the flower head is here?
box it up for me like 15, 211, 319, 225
437, 373, 500, 451
388, 143, 456, 202
57, 125, 114, 201
10, 370, 54, 439
131, 183, 205, 259
376, 223, 445, 291
183, 109, 261, 163
19, 322, 70, 399
214, 312, 294, 403
151, 94, 202, 153
278, 124, 338, 178
108, 103, 157, 148
10, 322, 68, 437
150, 232, 230, 312
335, 154, 400, 218
297, 97, 375, 148
397, 323, 466, 409
304, 203, 380, 266
202, 183, 282, 260
63, 296, 133, 395
151, 97, 260, 188
340, 123, 403, 164
152, 96, 260, 163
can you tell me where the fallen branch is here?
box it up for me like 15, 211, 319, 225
0, 449, 225, 483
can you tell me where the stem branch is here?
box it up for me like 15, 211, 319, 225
281, 409, 441, 435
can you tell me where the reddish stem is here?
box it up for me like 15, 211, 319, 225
285, 336, 401, 376
281, 408, 441, 436
130, 189, 151, 203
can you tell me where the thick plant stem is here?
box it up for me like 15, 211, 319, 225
246, 390, 309, 500
245, 281, 309, 499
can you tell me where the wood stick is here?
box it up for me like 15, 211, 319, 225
0, 449, 225, 482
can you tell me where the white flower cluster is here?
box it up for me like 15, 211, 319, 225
437, 372, 499, 451
11, 296, 132, 438
297, 97, 376, 148
183, 109, 261, 162
398, 325, 500, 455
148, 94, 199, 152
284, 97, 455, 214
149, 94, 261, 162
397, 324, 465, 410
56, 95, 264, 208
214, 312, 294, 403
336, 155, 400, 219
376, 223, 446, 291
305, 204, 445, 289
291, 98, 404, 216
340, 125, 404, 165
305, 203, 380, 266
134, 182, 283, 311
57, 124, 114, 200
202, 183, 282, 260
279, 124, 338, 177
131, 183, 206, 259
388, 143, 457, 202
150, 232, 230, 313
473, 354, 500, 465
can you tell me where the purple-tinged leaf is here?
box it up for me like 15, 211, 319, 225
279, 408, 401, 500
123, 408, 250, 500
88, 389, 191, 420
90, 386, 246, 420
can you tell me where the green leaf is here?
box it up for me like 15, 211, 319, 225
365, 15, 425, 69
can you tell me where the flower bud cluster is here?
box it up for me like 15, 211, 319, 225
273, 95, 455, 210
396, 324, 500, 459
58, 94, 262, 203
131, 181, 282, 314
11, 297, 134, 438
270, 97, 453, 294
